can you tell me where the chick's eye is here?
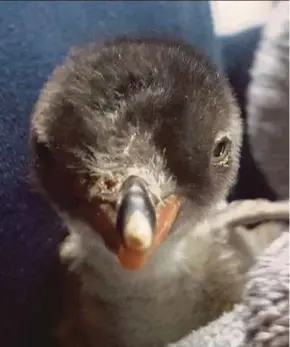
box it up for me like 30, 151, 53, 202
212, 136, 231, 162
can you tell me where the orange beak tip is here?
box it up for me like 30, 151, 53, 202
117, 246, 148, 270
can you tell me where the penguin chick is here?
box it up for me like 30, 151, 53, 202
30, 37, 244, 347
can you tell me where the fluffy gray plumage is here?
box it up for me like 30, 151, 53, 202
30, 37, 245, 347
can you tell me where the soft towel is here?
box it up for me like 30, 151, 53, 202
170, 200, 289, 347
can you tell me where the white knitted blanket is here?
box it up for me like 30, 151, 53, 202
170, 200, 289, 347
247, 1, 289, 199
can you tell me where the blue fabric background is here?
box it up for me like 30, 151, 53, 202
0, 2, 223, 346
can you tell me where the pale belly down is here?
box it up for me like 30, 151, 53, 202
79, 285, 229, 347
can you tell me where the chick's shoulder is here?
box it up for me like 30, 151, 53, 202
30, 37, 244, 347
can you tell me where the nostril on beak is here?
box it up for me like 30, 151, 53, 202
116, 176, 156, 251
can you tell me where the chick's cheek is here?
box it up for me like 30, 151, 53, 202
77, 201, 122, 253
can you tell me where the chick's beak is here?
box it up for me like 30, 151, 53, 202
116, 176, 156, 252
90, 175, 183, 271
114, 176, 184, 271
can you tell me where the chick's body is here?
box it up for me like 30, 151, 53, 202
30, 37, 243, 347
